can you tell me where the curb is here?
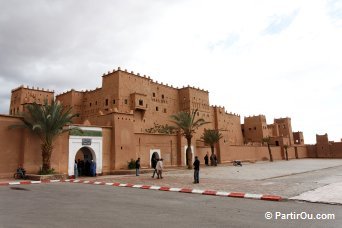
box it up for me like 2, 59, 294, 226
64, 179, 283, 202
0, 179, 283, 202
0, 180, 61, 186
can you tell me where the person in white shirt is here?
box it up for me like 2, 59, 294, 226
156, 158, 164, 179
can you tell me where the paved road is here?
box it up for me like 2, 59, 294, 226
0, 183, 341, 228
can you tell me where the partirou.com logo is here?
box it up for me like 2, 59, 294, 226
265, 211, 335, 220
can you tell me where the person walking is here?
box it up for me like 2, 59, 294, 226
135, 157, 141, 176
156, 158, 163, 179
193, 156, 200, 184
204, 152, 209, 166
77, 159, 83, 176
90, 160, 96, 177
74, 160, 78, 179
85, 160, 90, 176
151, 156, 158, 178
210, 153, 214, 166
213, 154, 218, 166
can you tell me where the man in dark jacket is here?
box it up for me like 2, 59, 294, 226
90, 160, 96, 177
193, 156, 200, 184
135, 158, 141, 176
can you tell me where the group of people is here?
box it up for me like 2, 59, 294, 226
74, 159, 96, 178
135, 152, 218, 184
204, 152, 218, 166
135, 157, 164, 178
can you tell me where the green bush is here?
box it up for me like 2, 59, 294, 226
127, 159, 136, 169
38, 168, 55, 175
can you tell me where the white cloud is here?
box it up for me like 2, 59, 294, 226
0, 0, 341, 143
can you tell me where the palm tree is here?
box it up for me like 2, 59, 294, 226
262, 137, 273, 162
170, 109, 209, 169
284, 145, 289, 161
12, 99, 79, 173
201, 129, 222, 165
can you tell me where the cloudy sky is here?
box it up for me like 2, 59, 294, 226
1, 0, 341, 143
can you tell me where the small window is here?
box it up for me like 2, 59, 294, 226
254, 127, 256, 130
90, 102, 92, 107
139, 100, 143, 106
161, 94, 164, 99
125, 99, 128, 104
163, 108, 167, 113
156, 106, 159, 111
105, 99, 108, 106
95, 101, 97, 105
153, 92, 156, 97
113, 99, 115, 104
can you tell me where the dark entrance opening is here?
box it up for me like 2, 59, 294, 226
275, 141, 279, 146
151, 152, 160, 168
152, 152, 160, 160
75, 147, 94, 176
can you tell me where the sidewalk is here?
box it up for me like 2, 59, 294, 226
74, 159, 342, 202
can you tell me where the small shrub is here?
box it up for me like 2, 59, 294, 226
38, 168, 55, 175
127, 159, 136, 169
261, 157, 268, 161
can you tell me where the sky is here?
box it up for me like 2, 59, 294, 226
0, 0, 341, 144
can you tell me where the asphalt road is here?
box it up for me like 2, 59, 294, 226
0, 183, 341, 228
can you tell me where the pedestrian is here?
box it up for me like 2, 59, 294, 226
151, 156, 158, 178
213, 154, 218, 166
90, 160, 96, 177
156, 158, 163, 179
210, 154, 214, 166
193, 156, 200, 184
204, 152, 209, 166
85, 160, 90, 176
74, 160, 78, 179
79, 159, 84, 176
135, 157, 141, 176
77, 159, 82, 176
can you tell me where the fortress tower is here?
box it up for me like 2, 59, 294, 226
9, 85, 54, 116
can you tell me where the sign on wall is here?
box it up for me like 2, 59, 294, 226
82, 138, 92, 146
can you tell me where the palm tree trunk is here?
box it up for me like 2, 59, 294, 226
210, 145, 215, 166
267, 143, 273, 162
285, 148, 288, 161
41, 142, 53, 173
186, 137, 192, 169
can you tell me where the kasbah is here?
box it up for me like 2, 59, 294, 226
1, 67, 341, 178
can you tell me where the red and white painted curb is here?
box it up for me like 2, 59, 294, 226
0, 180, 61, 186
0, 179, 282, 201
64, 179, 282, 201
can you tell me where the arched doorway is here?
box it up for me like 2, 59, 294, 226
75, 147, 95, 176
68, 128, 103, 177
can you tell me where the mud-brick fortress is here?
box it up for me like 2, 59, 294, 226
1, 67, 341, 178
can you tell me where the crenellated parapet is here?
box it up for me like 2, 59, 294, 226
11, 85, 54, 93
102, 66, 209, 92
